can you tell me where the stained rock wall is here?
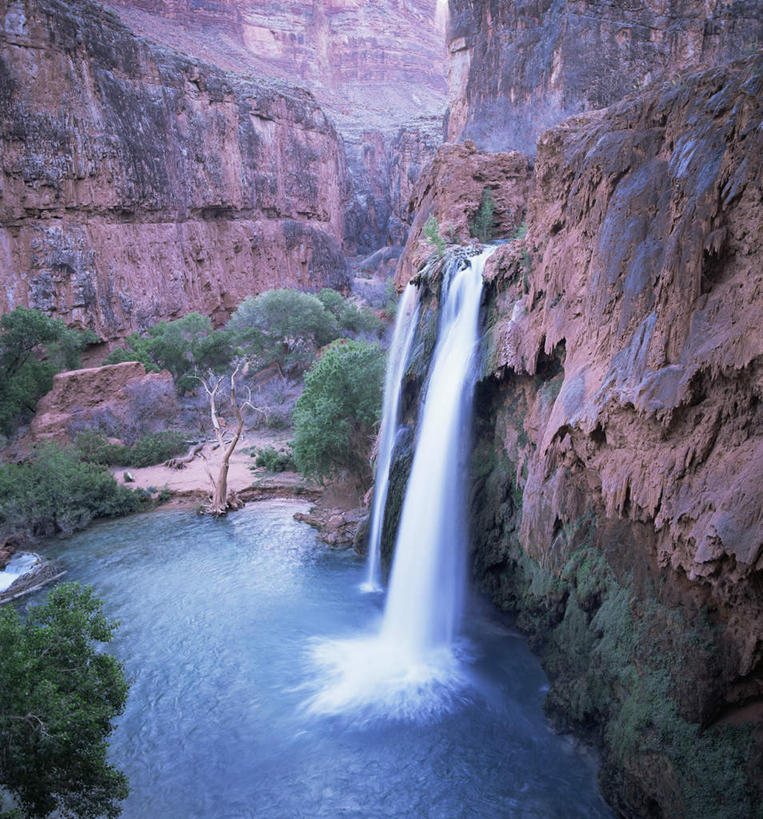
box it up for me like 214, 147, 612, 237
393, 57, 762, 816
0, 0, 350, 340
446, 0, 762, 153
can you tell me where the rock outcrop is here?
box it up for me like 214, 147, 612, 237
446, 0, 762, 153
29, 361, 177, 443
392, 56, 762, 816
0, 0, 350, 340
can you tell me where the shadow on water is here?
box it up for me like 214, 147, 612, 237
36, 502, 611, 818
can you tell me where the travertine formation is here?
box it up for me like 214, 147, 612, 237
446, 0, 763, 153
0, 0, 350, 340
393, 52, 762, 816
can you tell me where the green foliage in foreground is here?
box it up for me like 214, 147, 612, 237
469, 187, 496, 243
0, 583, 129, 818
250, 445, 296, 473
292, 339, 385, 485
316, 289, 383, 337
103, 313, 233, 393
74, 430, 187, 468
0, 444, 149, 538
0, 308, 97, 436
423, 214, 447, 257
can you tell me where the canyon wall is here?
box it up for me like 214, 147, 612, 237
446, 0, 762, 153
390, 53, 762, 817
103, 0, 449, 253
0, 0, 350, 340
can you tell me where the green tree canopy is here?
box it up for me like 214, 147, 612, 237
226, 290, 341, 375
292, 339, 385, 485
0, 308, 97, 436
103, 313, 233, 393
0, 583, 129, 818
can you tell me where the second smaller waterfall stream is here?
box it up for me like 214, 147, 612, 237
306, 247, 496, 721
362, 282, 419, 592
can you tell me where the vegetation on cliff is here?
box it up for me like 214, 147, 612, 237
0, 583, 129, 819
0, 309, 97, 438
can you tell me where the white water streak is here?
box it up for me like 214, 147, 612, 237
363, 283, 420, 591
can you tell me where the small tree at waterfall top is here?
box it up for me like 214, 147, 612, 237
469, 187, 496, 242
423, 214, 447, 258
292, 339, 385, 487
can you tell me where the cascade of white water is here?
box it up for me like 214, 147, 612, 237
362, 282, 420, 592
305, 246, 495, 720
380, 246, 495, 657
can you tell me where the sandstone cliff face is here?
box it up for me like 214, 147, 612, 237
102, 0, 449, 253
446, 0, 762, 153
0, 0, 350, 340
392, 57, 762, 816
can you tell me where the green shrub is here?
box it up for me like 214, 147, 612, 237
126, 430, 186, 467
423, 214, 447, 257
292, 339, 385, 484
75, 429, 186, 467
251, 445, 296, 473
75, 429, 130, 465
103, 313, 234, 393
0, 582, 129, 818
0, 443, 148, 537
0, 308, 97, 436
469, 187, 496, 242
317, 289, 383, 337
227, 290, 340, 376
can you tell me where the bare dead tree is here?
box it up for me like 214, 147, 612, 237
195, 361, 264, 515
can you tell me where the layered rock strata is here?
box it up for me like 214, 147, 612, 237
447, 0, 763, 153
391, 57, 762, 816
0, 0, 350, 340
102, 0, 449, 253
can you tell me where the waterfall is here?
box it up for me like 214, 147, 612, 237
362, 282, 419, 592
380, 246, 494, 656
305, 246, 495, 721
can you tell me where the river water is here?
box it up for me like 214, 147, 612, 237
38, 502, 611, 818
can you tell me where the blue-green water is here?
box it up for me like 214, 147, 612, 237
38, 501, 612, 818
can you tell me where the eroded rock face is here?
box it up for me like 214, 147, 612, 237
446, 0, 762, 153
29, 361, 178, 444
102, 0, 449, 254
394, 140, 533, 282
395, 57, 762, 816
0, 0, 350, 340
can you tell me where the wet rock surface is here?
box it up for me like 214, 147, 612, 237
397, 56, 763, 817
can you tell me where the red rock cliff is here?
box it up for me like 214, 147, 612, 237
102, 0, 449, 253
446, 0, 762, 153
393, 54, 762, 816
0, 0, 351, 340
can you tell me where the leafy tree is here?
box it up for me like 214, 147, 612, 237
226, 290, 340, 376
0, 308, 97, 436
317, 289, 383, 337
292, 339, 385, 486
103, 313, 233, 393
423, 214, 447, 257
469, 187, 496, 242
0, 583, 129, 819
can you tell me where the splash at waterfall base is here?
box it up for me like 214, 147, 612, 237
306, 248, 495, 721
